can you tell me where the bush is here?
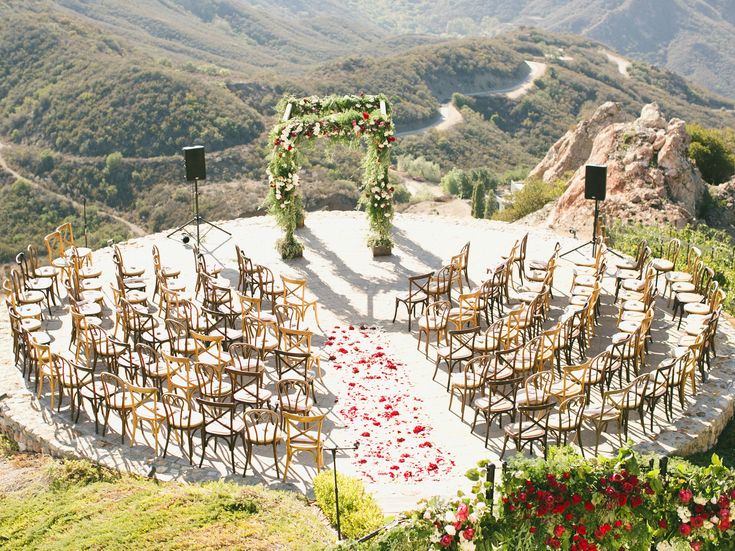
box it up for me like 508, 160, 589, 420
485, 190, 499, 218
49, 459, 120, 491
441, 168, 463, 196
314, 470, 384, 540
396, 155, 441, 182
687, 124, 735, 185
492, 177, 566, 222
392, 183, 412, 204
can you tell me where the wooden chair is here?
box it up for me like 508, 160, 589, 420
393, 272, 433, 331
162, 351, 198, 401
113, 244, 145, 277
162, 392, 203, 464
652, 238, 681, 289
426, 265, 453, 304
279, 326, 323, 382
458, 241, 471, 286
254, 264, 283, 310
663, 245, 701, 301
128, 383, 166, 455
69, 359, 105, 433
195, 362, 232, 400
100, 371, 135, 443
501, 400, 554, 459
280, 275, 320, 328
235, 245, 258, 295
57, 222, 91, 262
282, 412, 325, 481
449, 355, 492, 421
434, 327, 477, 390
417, 300, 450, 357
227, 343, 272, 409
16, 251, 55, 312
277, 378, 313, 423
165, 318, 197, 356
197, 399, 245, 474
32, 338, 59, 408
152, 245, 181, 300
447, 291, 481, 330
135, 343, 168, 390
191, 331, 232, 369
472, 371, 523, 447
243, 409, 282, 477
547, 394, 586, 457
243, 315, 279, 360
26, 244, 60, 296
44, 230, 73, 280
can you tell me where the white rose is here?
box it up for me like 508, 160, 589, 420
475, 502, 486, 511
444, 511, 456, 523
704, 520, 714, 530
445, 524, 456, 536
468, 513, 478, 524
423, 510, 432, 520
694, 496, 707, 505
430, 533, 440, 543
459, 541, 476, 551
677, 506, 691, 522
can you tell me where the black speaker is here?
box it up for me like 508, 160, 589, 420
183, 145, 206, 181
584, 164, 607, 201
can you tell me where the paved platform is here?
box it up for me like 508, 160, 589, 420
1, 211, 734, 515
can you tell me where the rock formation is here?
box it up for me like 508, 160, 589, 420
531, 102, 707, 237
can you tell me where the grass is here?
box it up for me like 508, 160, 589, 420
0, 451, 333, 550
687, 415, 735, 469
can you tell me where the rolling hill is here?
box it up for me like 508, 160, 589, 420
1, 0, 734, 263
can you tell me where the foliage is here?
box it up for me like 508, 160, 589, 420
0, 12, 262, 157
0, 456, 332, 550
313, 470, 384, 540
471, 182, 486, 218
267, 94, 396, 256
484, 190, 499, 219
0, 179, 129, 264
392, 183, 412, 204
492, 177, 567, 222
0, 434, 19, 457
442, 167, 499, 200
606, 222, 735, 314
396, 155, 441, 182
687, 124, 735, 185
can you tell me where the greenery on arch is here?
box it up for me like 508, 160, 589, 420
266, 94, 396, 259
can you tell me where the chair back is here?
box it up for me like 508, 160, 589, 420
274, 349, 311, 380
244, 409, 280, 443
56, 222, 77, 249
229, 342, 263, 372
162, 392, 198, 427
197, 398, 238, 435
552, 394, 586, 431
195, 362, 230, 399
100, 371, 130, 408
275, 303, 302, 329
447, 327, 477, 357
281, 275, 308, 305
277, 378, 312, 414
283, 411, 325, 451
44, 231, 65, 263
407, 272, 433, 299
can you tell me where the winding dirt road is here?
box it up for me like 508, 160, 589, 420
0, 142, 146, 237
398, 60, 548, 137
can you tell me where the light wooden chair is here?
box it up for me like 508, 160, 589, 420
282, 411, 325, 481
393, 272, 433, 331
417, 300, 450, 357
128, 383, 166, 455
243, 409, 282, 477
280, 275, 321, 329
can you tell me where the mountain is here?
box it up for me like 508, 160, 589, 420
345, 0, 735, 101
1, 1, 734, 263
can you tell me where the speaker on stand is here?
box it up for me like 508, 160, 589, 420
167, 145, 231, 246
560, 164, 612, 258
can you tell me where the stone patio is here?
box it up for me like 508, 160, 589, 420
1, 211, 734, 515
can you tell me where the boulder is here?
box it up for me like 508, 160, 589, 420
535, 103, 707, 237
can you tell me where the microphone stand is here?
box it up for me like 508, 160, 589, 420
328, 442, 359, 541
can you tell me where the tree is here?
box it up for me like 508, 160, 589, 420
458, 171, 474, 199
687, 124, 735, 185
485, 189, 499, 218
471, 181, 486, 218
441, 168, 462, 196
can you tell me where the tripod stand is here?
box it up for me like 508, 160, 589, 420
167, 177, 231, 246
560, 199, 623, 259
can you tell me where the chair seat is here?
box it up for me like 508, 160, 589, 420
528, 259, 549, 271
18, 290, 44, 303
583, 404, 618, 422
200, 381, 232, 397
548, 418, 580, 432
574, 256, 597, 268
516, 291, 539, 304
436, 346, 473, 361
615, 268, 639, 280
504, 422, 545, 440
671, 282, 695, 294
572, 266, 596, 277
281, 394, 312, 412
66, 246, 92, 258
617, 321, 641, 334
162, 266, 181, 278
234, 386, 273, 404
396, 291, 428, 303
106, 391, 134, 410
17, 303, 42, 318
474, 394, 513, 413
80, 290, 104, 303
646, 381, 668, 399
473, 335, 499, 353
83, 316, 103, 328
526, 270, 547, 283
29, 331, 52, 345
78, 265, 103, 279
621, 300, 645, 312
122, 265, 145, 277
670, 346, 691, 359
616, 258, 637, 270
80, 279, 102, 291
27, 277, 53, 291
450, 373, 483, 390
684, 303, 711, 315
574, 275, 597, 287
197, 349, 232, 366
171, 338, 198, 355
620, 311, 645, 322
245, 422, 282, 445
34, 266, 59, 278
652, 259, 674, 272
516, 388, 547, 406
80, 381, 105, 400
666, 271, 692, 283
124, 278, 147, 291
204, 418, 245, 436
618, 290, 643, 302
622, 278, 645, 291
135, 402, 167, 421
607, 344, 635, 359
549, 379, 582, 398
418, 318, 447, 331
168, 409, 204, 429
78, 301, 102, 316
20, 318, 42, 332
570, 286, 593, 297
676, 292, 704, 304
141, 327, 170, 345
52, 257, 72, 269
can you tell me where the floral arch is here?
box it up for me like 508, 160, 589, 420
266, 94, 396, 259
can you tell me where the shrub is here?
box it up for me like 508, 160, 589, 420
441, 168, 463, 196
396, 155, 441, 182
49, 459, 120, 490
485, 190, 499, 218
314, 470, 384, 540
687, 124, 735, 185
392, 183, 412, 204
492, 177, 566, 222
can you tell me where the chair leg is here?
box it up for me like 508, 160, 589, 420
272, 441, 280, 478
392, 300, 399, 324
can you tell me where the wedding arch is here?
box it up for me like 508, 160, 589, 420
266, 94, 396, 259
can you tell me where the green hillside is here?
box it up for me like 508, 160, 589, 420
0, 6, 263, 157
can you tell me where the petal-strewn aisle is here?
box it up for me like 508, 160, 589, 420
326, 325, 455, 482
